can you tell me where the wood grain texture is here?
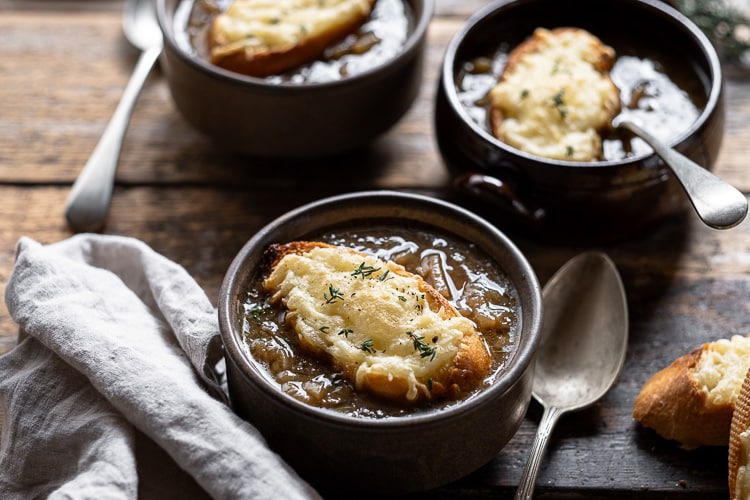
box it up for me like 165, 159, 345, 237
1, 1, 750, 498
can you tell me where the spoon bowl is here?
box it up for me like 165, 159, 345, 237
125, 0, 162, 51
64, 0, 162, 233
614, 117, 747, 230
515, 251, 628, 499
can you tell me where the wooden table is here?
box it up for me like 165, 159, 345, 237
2, 0, 750, 497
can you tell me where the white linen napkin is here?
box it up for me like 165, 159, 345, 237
0, 234, 321, 499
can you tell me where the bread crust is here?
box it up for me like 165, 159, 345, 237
633, 344, 734, 448
208, 0, 376, 77
261, 241, 491, 404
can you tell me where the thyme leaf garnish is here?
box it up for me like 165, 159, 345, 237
360, 339, 375, 353
352, 262, 380, 279
324, 284, 345, 304
338, 328, 353, 338
407, 331, 437, 361
552, 90, 567, 119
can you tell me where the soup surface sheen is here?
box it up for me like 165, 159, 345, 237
240, 225, 520, 418
173, 0, 412, 83
456, 36, 706, 161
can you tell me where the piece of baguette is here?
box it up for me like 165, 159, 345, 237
633, 334, 750, 448
729, 368, 750, 499
488, 27, 620, 161
261, 241, 491, 404
208, 0, 376, 77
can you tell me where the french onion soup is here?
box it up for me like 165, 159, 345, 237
240, 225, 520, 418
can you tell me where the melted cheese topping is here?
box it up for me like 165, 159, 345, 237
263, 246, 477, 401
211, 0, 373, 55
695, 335, 750, 407
489, 28, 620, 161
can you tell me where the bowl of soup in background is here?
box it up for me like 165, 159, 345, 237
435, 0, 724, 241
218, 190, 542, 495
156, 0, 432, 158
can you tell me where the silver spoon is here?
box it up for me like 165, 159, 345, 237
614, 117, 748, 230
515, 252, 628, 500
64, 0, 163, 233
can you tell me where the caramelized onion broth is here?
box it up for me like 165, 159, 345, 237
240, 225, 521, 418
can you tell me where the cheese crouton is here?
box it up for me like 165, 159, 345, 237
209, 0, 376, 77
262, 241, 491, 404
489, 27, 621, 161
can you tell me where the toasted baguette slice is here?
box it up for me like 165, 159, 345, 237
729, 368, 750, 499
261, 241, 491, 404
633, 334, 750, 448
208, 0, 376, 77
488, 27, 620, 161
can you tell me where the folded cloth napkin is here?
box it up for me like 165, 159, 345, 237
0, 234, 321, 499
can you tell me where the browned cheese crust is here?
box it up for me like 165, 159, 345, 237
488, 27, 620, 162
490, 27, 617, 132
261, 241, 491, 403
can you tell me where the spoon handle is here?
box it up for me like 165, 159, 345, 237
64, 44, 162, 233
515, 405, 563, 500
617, 119, 748, 230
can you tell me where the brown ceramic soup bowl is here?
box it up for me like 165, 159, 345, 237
435, 0, 724, 241
156, 0, 432, 158
218, 190, 542, 495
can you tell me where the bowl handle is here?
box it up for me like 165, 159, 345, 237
454, 173, 545, 222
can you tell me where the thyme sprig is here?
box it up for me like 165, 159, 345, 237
360, 339, 376, 353
324, 284, 345, 304
552, 90, 567, 119
352, 262, 381, 279
407, 331, 437, 361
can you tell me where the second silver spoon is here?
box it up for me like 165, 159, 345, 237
515, 252, 628, 500
615, 117, 747, 230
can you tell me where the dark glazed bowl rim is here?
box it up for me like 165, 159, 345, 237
440, 0, 722, 169
218, 190, 542, 429
157, 0, 434, 92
